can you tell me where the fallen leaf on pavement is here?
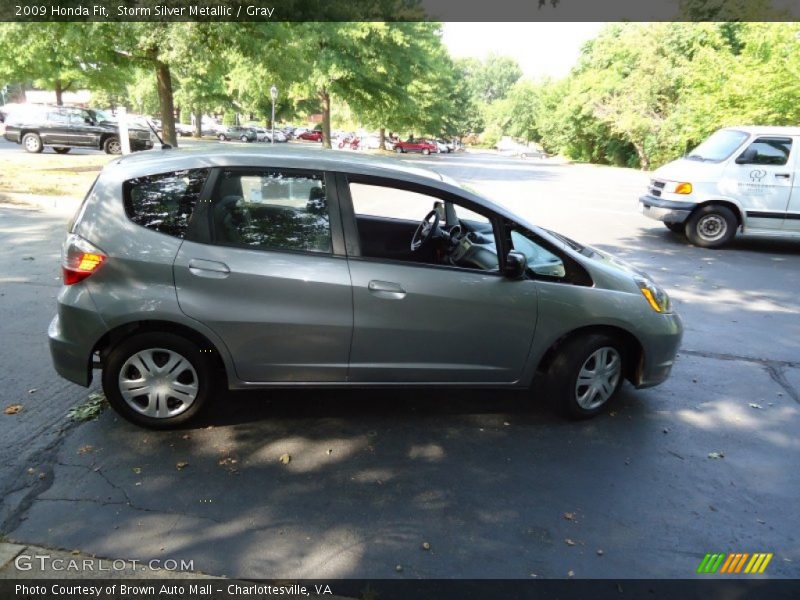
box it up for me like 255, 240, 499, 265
77, 445, 94, 455
597, 549, 604, 556
176, 462, 189, 470
708, 452, 724, 459
132, 467, 142, 474
564, 539, 576, 546
28, 388, 37, 394
422, 542, 431, 551
749, 403, 763, 409
568, 570, 575, 577
279, 453, 291, 465
4, 404, 23, 415
563, 512, 576, 521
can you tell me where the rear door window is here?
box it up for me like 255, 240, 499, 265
123, 169, 210, 238
209, 169, 332, 254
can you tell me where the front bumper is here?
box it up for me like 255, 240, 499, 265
131, 139, 154, 151
635, 312, 683, 389
639, 195, 695, 224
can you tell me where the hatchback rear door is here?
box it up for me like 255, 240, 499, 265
174, 167, 353, 383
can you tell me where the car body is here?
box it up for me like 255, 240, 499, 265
395, 138, 437, 155
3, 105, 154, 154
252, 127, 287, 143
640, 126, 800, 247
297, 130, 323, 142
216, 126, 257, 143
49, 146, 682, 428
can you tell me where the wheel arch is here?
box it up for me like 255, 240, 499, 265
92, 319, 229, 381
535, 324, 645, 385
691, 199, 744, 227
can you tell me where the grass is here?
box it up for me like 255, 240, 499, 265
0, 150, 115, 199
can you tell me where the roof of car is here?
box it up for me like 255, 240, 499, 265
113, 143, 448, 183
723, 125, 800, 136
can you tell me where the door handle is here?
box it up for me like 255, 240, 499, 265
368, 280, 406, 299
775, 173, 791, 179
188, 258, 230, 279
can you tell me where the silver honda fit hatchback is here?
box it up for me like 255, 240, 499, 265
49, 146, 682, 428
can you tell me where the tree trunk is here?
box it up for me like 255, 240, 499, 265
379, 127, 386, 151
193, 107, 202, 138
633, 141, 649, 170
55, 80, 63, 106
155, 60, 178, 147
320, 89, 332, 149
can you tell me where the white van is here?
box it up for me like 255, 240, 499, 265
639, 126, 800, 247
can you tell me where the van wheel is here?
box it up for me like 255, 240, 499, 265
53, 147, 71, 154
102, 332, 215, 429
685, 205, 737, 248
22, 133, 44, 153
546, 334, 624, 420
665, 222, 685, 234
103, 136, 122, 155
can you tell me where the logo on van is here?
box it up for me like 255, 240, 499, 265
749, 169, 767, 183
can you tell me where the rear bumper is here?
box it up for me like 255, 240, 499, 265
635, 312, 683, 389
639, 195, 695, 224
48, 286, 108, 387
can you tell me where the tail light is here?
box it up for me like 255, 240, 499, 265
62, 234, 106, 285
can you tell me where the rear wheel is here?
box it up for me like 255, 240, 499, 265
53, 147, 71, 154
422, 148, 430, 155
103, 136, 122, 155
218, 133, 227, 141
685, 204, 737, 248
22, 133, 43, 153
102, 332, 216, 429
396, 147, 403, 153
545, 334, 625, 419
665, 222, 685, 234
240, 135, 249, 142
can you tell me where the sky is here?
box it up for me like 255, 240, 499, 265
441, 22, 606, 80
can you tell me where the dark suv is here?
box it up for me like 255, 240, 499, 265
3, 105, 154, 154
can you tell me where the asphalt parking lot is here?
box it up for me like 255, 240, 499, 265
0, 141, 798, 579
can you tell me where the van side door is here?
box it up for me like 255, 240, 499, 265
724, 135, 794, 231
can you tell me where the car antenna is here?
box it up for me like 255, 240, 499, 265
146, 119, 172, 150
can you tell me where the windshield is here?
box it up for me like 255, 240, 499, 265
687, 129, 748, 162
86, 109, 115, 124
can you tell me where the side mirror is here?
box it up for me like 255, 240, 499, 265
736, 148, 757, 164
504, 250, 527, 279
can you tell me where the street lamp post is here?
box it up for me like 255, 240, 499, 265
270, 85, 278, 145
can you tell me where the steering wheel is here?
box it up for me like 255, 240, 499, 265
411, 209, 441, 252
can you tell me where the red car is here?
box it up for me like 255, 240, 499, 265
394, 138, 437, 155
297, 130, 322, 142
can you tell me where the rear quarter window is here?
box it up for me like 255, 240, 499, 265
123, 169, 209, 238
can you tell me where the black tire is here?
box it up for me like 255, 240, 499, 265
664, 222, 685, 234
545, 333, 625, 420
103, 136, 122, 155
218, 134, 227, 141
685, 204, 737, 248
53, 147, 71, 154
422, 148, 430, 155
396, 147, 403, 153
22, 132, 44, 154
240, 135, 248, 142
102, 332, 217, 429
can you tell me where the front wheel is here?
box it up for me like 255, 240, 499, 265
545, 334, 625, 419
102, 332, 216, 429
218, 134, 227, 141
22, 133, 44, 153
103, 136, 122, 155
396, 147, 403, 153
422, 148, 430, 155
53, 147, 71, 154
685, 204, 737, 248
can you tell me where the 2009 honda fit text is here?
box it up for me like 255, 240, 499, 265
49, 146, 682, 428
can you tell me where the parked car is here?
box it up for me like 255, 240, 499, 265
217, 126, 257, 142
496, 138, 547, 158
640, 126, 800, 247
297, 129, 323, 142
175, 123, 194, 137
394, 138, 437, 155
49, 146, 682, 428
434, 140, 451, 154
3, 105, 154, 154
257, 128, 287, 143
